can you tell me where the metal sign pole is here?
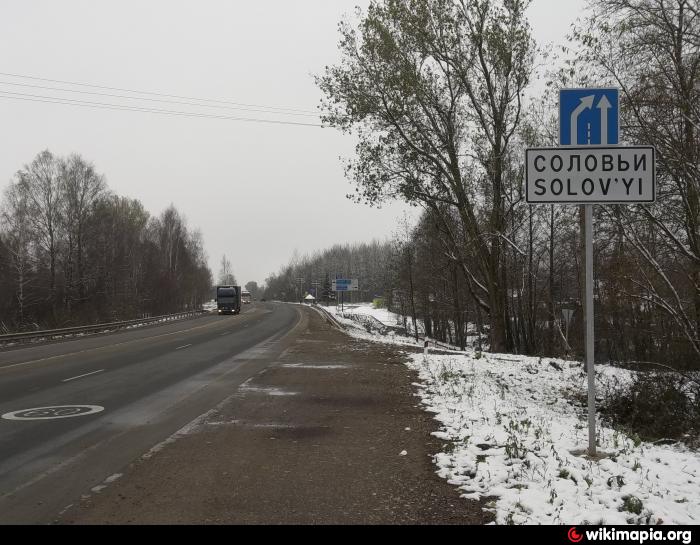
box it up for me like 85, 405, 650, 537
585, 204, 596, 457
525, 87, 656, 459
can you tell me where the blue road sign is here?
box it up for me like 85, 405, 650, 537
332, 278, 358, 292
560, 88, 619, 146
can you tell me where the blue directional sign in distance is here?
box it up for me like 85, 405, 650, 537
333, 278, 358, 292
560, 88, 619, 146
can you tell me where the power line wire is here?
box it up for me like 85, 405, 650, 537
0, 90, 323, 128
0, 71, 319, 115
0, 80, 320, 118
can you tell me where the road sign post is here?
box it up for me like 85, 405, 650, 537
332, 278, 358, 314
585, 203, 595, 455
526, 88, 655, 457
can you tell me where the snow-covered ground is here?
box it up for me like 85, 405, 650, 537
332, 303, 404, 327
323, 304, 433, 349
332, 303, 700, 525
327, 303, 476, 351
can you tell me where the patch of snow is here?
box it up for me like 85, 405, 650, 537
104, 473, 123, 484
281, 363, 351, 370
239, 384, 298, 396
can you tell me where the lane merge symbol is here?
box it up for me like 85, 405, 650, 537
560, 88, 619, 146
2, 405, 104, 421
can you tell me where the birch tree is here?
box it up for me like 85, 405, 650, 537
19, 150, 62, 313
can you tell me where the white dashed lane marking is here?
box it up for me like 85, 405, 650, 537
62, 369, 105, 382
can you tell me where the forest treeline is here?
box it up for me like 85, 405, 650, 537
263, 241, 392, 303
0, 150, 212, 332
283, 0, 698, 368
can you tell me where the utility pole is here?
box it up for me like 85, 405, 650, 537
296, 277, 304, 304
311, 280, 321, 305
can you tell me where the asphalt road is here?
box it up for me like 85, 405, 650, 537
0, 302, 301, 524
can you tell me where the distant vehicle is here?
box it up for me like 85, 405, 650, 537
241, 289, 252, 305
202, 299, 217, 312
216, 285, 241, 315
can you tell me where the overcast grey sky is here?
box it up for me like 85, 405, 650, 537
0, 0, 586, 286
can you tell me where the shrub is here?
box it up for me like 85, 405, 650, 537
599, 372, 697, 443
620, 495, 643, 515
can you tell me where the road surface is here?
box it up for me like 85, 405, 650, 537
0, 302, 300, 523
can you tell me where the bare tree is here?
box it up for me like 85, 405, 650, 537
574, 0, 700, 357
0, 150, 214, 330
0, 180, 35, 327
59, 154, 105, 310
19, 150, 62, 314
218, 254, 237, 286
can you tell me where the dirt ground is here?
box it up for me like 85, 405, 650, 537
62, 306, 488, 524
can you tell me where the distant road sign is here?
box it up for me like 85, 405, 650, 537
526, 146, 655, 204
332, 278, 358, 292
560, 88, 619, 146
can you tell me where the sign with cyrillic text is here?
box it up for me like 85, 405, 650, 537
525, 146, 655, 204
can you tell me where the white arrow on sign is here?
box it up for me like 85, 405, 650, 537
570, 95, 595, 145
597, 95, 612, 145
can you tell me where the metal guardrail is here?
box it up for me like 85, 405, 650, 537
313, 305, 344, 330
0, 310, 208, 346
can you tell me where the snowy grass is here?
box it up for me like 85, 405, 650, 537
333, 303, 700, 525
407, 353, 699, 525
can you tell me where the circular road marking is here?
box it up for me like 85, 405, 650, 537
1, 405, 104, 421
